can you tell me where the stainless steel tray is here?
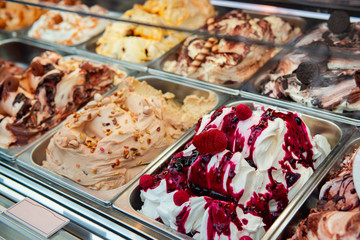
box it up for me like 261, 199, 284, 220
265, 131, 360, 240
242, 18, 360, 123
15, 74, 228, 205
0, 38, 131, 161
112, 97, 353, 240
83, 5, 230, 69
147, 7, 307, 94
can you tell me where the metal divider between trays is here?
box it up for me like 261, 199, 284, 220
2, 0, 360, 239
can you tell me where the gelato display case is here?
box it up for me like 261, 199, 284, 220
0, 0, 360, 239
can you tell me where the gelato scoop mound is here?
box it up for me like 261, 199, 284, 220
43, 77, 217, 190
139, 104, 331, 239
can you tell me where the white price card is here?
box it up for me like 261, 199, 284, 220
4, 198, 70, 238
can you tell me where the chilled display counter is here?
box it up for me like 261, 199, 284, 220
0, 0, 360, 239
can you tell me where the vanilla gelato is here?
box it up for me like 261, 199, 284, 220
28, 1, 108, 45
139, 104, 331, 239
163, 10, 301, 85
43, 77, 217, 190
0, 51, 125, 148
95, 0, 216, 63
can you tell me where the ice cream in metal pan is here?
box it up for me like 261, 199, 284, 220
0, 0, 46, 31
162, 10, 301, 85
0, 51, 126, 149
42, 77, 218, 191
138, 103, 332, 240
261, 11, 360, 114
95, 0, 216, 63
28, 0, 109, 45
290, 144, 360, 240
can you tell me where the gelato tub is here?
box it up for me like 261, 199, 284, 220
158, 9, 304, 87
16, 75, 224, 204
27, 0, 109, 45
94, 0, 216, 64
254, 11, 360, 120
0, 0, 46, 31
113, 99, 347, 240
0, 38, 128, 160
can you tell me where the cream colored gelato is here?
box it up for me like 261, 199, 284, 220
28, 1, 108, 45
95, 0, 216, 63
43, 77, 217, 190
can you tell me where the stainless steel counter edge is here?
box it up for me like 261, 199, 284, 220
0, 162, 158, 240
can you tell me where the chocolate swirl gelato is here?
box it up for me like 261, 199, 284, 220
0, 51, 126, 148
262, 12, 360, 113
290, 148, 360, 240
163, 10, 300, 85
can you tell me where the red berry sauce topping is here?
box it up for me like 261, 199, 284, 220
143, 106, 316, 239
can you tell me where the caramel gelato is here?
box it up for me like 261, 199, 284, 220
95, 0, 216, 63
0, 51, 125, 148
163, 10, 301, 85
43, 77, 217, 190
0, 0, 46, 31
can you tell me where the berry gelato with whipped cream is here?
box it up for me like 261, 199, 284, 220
139, 103, 331, 239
